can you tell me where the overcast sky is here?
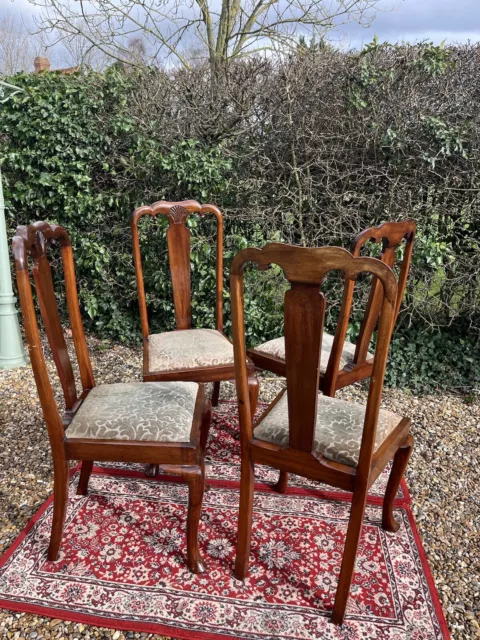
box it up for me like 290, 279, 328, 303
338, 0, 480, 48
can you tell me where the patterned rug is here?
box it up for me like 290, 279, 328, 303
0, 403, 449, 639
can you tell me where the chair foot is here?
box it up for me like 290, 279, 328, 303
274, 471, 288, 494
382, 434, 413, 532
76, 460, 93, 496
234, 561, 248, 581
188, 556, 207, 574
331, 608, 346, 626
145, 464, 159, 477
211, 381, 221, 407
185, 467, 206, 575
47, 458, 69, 562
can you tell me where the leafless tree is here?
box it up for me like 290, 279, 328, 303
127, 37, 149, 66
28, 0, 384, 72
61, 28, 109, 69
0, 15, 49, 75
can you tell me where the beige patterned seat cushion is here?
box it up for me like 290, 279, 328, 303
148, 329, 235, 372
254, 391, 401, 467
253, 332, 373, 374
67, 381, 199, 442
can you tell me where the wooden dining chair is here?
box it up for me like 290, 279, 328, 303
248, 220, 415, 493
247, 220, 416, 396
231, 243, 413, 624
131, 200, 258, 400
13, 221, 211, 574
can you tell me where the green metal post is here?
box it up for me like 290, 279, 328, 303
0, 79, 28, 369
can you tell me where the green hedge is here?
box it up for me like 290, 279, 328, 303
1, 46, 479, 393
0, 69, 280, 344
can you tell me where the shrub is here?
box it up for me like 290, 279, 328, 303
1, 42, 480, 392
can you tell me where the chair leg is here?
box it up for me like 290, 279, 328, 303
247, 375, 259, 419
76, 460, 93, 496
185, 467, 206, 574
200, 401, 212, 456
47, 458, 70, 562
145, 464, 159, 477
332, 485, 368, 625
274, 471, 289, 494
382, 434, 413, 532
211, 381, 221, 407
235, 457, 255, 580
201, 400, 212, 491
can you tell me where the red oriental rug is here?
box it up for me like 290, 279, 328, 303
0, 403, 449, 639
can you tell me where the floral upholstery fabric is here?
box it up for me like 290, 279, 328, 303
148, 329, 235, 372
67, 381, 199, 442
253, 331, 373, 373
254, 392, 401, 467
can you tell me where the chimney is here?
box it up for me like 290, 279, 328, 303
34, 57, 51, 73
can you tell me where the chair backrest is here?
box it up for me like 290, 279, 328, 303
131, 200, 224, 338
351, 220, 416, 364
321, 220, 415, 393
231, 243, 398, 474
12, 222, 95, 447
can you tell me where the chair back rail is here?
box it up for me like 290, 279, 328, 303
131, 200, 224, 337
231, 243, 398, 476
12, 222, 95, 442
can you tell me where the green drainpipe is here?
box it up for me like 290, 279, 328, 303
0, 79, 28, 369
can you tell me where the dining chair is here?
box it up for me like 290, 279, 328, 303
247, 220, 416, 394
132, 201, 257, 476
231, 243, 413, 624
248, 220, 415, 492
13, 221, 211, 574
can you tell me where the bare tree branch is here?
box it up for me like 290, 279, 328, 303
28, 0, 384, 72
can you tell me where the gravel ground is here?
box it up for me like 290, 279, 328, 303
0, 335, 479, 639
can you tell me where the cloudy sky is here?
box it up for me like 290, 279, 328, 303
338, 0, 480, 48
2, 0, 480, 63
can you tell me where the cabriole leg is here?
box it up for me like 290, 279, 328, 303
185, 467, 206, 574
382, 434, 413, 532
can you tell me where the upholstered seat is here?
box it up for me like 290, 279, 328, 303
253, 332, 373, 373
67, 381, 199, 442
254, 391, 401, 467
148, 328, 235, 372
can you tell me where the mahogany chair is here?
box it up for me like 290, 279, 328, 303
13, 222, 211, 574
249, 220, 415, 493
247, 220, 416, 396
131, 201, 258, 446
231, 243, 413, 624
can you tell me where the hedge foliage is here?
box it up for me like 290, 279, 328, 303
1, 41, 480, 392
